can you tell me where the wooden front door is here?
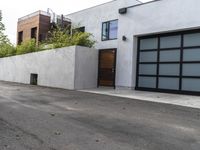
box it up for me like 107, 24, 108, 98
98, 49, 116, 87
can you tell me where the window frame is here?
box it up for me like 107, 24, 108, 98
101, 19, 118, 41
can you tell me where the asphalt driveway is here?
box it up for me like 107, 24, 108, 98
0, 81, 200, 150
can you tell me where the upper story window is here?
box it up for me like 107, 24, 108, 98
102, 20, 118, 41
73, 26, 85, 34
18, 31, 23, 45
31, 27, 37, 40
77, 26, 85, 32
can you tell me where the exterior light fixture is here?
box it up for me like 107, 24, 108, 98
119, 8, 127, 14
122, 36, 127, 41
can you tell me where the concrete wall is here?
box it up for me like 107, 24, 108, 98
74, 46, 98, 89
0, 46, 98, 90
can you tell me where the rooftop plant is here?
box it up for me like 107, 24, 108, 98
0, 19, 96, 58
46, 25, 96, 49
16, 39, 37, 55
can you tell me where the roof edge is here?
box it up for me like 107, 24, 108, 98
65, 0, 117, 16
126, 0, 161, 9
18, 10, 50, 22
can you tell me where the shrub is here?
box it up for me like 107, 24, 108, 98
38, 43, 54, 51
0, 25, 96, 58
47, 26, 96, 49
71, 32, 96, 48
16, 39, 37, 55
47, 26, 70, 48
0, 43, 16, 58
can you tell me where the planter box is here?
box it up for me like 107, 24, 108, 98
0, 46, 98, 90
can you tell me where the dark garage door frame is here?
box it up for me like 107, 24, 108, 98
136, 29, 200, 95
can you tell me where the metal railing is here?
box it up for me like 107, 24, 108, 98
57, 15, 71, 22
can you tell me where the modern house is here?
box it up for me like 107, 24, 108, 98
11, 0, 200, 95
64, 0, 200, 95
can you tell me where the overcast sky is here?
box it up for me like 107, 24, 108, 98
1, 0, 151, 44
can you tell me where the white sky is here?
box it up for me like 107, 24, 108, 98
1, 0, 151, 44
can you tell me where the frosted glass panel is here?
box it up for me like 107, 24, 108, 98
160, 35, 181, 48
159, 64, 180, 75
160, 50, 180, 62
139, 77, 156, 88
140, 51, 157, 62
183, 49, 200, 61
184, 33, 200, 47
139, 64, 157, 75
158, 77, 179, 90
140, 38, 158, 50
182, 64, 200, 76
182, 78, 200, 91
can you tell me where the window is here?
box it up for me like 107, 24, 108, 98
18, 31, 23, 45
102, 20, 118, 41
76, 26, 85, 33
31, 27, 37, 39
72, 26, 85, 34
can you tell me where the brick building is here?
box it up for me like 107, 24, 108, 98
17, 10, 71, 45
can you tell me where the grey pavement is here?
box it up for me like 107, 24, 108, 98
80, 87, 200, 109
0, 81, 200, 150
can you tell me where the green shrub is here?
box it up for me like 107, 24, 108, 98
16, 39, 37, 55
38, 43, 54, 51
5, 44, 16, 56
47, 26, 70, 48
47, 26, 96, 49
71, 32, 96, 48
0, 25, 96, 58
0, 43, 16, 58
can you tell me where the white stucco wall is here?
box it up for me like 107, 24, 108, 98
0, 46, 98, 90
74, 46, 98, 90
117, 0, 200, 89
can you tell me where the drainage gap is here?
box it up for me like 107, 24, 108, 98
30, 73, 38, 85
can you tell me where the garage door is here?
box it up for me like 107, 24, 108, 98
136, 29, 200, 95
